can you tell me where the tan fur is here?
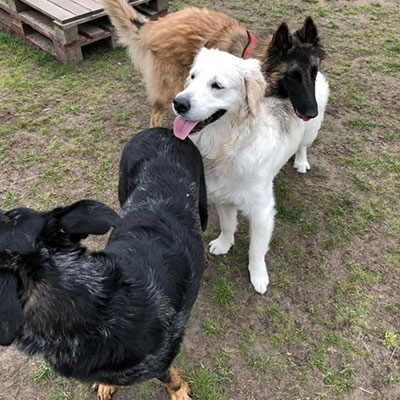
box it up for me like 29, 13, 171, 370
162, 366, 191, 400
102, 0, 274, 126
102, 0, 148, 43
92, 383, 117, 400
244, 70, 268, 117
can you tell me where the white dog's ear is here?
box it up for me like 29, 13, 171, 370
243, 59, 267, 117
184, 73, 191, 88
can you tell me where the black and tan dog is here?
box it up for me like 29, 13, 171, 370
102, 1, 325, 126
0, 128, 207, 400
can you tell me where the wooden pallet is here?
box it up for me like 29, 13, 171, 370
0, 0, 168, 63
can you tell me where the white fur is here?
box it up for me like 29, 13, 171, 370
174, 48, 329, 294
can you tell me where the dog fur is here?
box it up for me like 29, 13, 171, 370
101, 1, 325, 126
172, 48, 329, 294
0, 128, 207, 400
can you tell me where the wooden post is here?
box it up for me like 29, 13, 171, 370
54, 24, 78, 45
54, 41, 83, 64
6, 0, 29, 13
0, 0, 168, 64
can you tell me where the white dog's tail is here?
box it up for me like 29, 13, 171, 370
102, 0, 148, 46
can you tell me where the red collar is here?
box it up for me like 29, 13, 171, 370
242, 31, 257, 59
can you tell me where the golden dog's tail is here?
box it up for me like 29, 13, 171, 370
102, 0, 148, 45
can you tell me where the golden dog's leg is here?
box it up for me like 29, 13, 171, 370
92, 382, 117, 400
204, 242, 212, 264
149, 104, 166, 128
161, 366, 191, 400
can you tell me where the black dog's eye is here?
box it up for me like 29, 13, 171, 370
311, 66, 318, 80
288, 70, 302, 82
211, 82, 224, 90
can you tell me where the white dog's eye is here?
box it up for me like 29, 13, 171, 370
190, 73, 195, 79
211, 82, 224, 90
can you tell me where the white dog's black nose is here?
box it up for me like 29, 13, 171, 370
173, 96, 191, 115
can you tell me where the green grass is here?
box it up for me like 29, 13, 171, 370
46, 392, 70, 400
1, 191, 20, 208
275, 179, 305, 222
203, 316, 227, 335
388, 42, 400, 53
381, 331, 398, 348
386, 301, 400, 315
344, 118, 376, 131
29, 362, 55, 383
189, 366, 228, 400
136, 382, 154, 398
211, 277, 236, 310
322, 364, 355, 393
350, 173, 373, 192
383, 374, 399, 386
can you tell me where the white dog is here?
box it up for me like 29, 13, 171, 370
172, 48, 329, 294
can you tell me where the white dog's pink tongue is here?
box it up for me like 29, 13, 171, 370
173, 116, 199, 140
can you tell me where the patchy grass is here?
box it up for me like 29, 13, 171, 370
381, 331, 398, 349
211, 277, 236, 311
30, 361, 55, 383
189, 366, 228, 400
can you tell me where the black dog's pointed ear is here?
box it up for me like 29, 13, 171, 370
296, 16, 319, 45
269, 23, 292, 55
0, 271, 23, 346
55, 200, 121, 237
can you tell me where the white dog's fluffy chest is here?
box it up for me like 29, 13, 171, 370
199, 122, 299, 207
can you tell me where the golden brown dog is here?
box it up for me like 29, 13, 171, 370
102, 1, 325, 126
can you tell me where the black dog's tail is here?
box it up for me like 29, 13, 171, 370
102, 0, 148, 46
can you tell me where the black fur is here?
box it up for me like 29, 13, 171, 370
0, 270, 23, 346
0, 128, 207, 387
131, 18, 145, 29
265, 17, 326, 120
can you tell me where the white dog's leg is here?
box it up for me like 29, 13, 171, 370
248, 200, 276, 295
209, 203, 237, 255
293, 145, 310, 174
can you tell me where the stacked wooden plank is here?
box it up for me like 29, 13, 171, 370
0, 0, 168, 63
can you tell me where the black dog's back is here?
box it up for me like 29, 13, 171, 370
118, 127, 207, 231
107, 128, 207, 320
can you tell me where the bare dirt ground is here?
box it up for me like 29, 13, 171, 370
0, 0, 399, 399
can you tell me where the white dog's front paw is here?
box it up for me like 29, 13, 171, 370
249, 263, 269, 295
293, 160, 310, 174
209, 235, 233, 255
